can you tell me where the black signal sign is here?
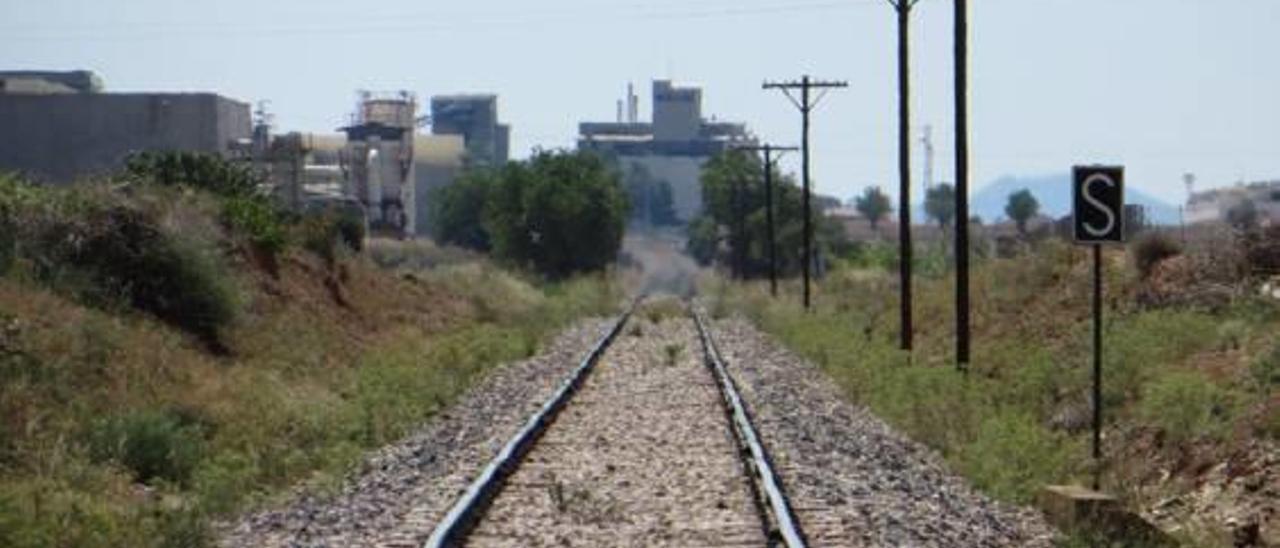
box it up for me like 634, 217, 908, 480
1073, 166, 1125, 244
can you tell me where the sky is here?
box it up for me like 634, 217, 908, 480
2, 0, 1278, 206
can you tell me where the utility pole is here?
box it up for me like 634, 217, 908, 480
764, 76, 848, 310
954, 0, 972, 370
734, 144, 799, 297
734, 168, 748, 279
888, 0, 921, 351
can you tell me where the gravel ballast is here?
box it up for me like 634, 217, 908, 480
468, 312, 765, 547
222, 303, 1061, 547
708, 313, 1059, 547
219, 319, 615, 548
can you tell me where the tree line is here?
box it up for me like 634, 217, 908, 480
429, 150, 629, 279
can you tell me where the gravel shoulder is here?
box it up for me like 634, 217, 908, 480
709, 313, 1059, 547
219, 318, 615, 548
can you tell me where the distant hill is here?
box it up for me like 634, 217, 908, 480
912, 173, 1179, 225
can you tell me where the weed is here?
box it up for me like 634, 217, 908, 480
1139, 371, 1237, 443
641, 298, 684, 324
1216, 320, 1249, 352
1249, 340, 1280, 390
85, 408, 208, 486
957, 412, 1075, 504
663, 343, 683, 367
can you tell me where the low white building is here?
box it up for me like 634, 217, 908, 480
1186, 180, 1280, 225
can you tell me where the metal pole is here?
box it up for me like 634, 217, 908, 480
801, 75, 812, 310
896, 2, 914, 351
765, 146, 779, 297
1092, 244, 1103, 490
954, 0, 971, 370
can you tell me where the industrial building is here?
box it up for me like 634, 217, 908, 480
255, 92, 465, 239
430, 94, 510, 166
578, 80, 756, 221
0, 70, 251, 183
1186, 180, 1280, 225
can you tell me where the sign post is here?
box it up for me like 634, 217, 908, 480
1072, 165, 1124, 489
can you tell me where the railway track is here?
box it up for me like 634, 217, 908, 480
421, 297, 806, 548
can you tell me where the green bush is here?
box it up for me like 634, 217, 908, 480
123, 151, 259, 198
222, 196, 287, 255
67, 206, 238, 347
1250, 340, 1280, 390
86, 409, 208, 486
958, 412, 1073, 504
1139, 371, 1237, 442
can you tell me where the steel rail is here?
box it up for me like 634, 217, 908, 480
693, 307, 809, 548
422, 299, 638, 548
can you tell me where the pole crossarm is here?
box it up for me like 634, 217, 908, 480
762, 75, 846, 310
764, 80, 849, 113
884, 0, 921, 11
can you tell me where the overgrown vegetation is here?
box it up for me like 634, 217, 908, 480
0, 165, 621, 546
708, 237, 1278, 522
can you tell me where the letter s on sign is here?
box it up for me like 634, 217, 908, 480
1082, 173, 1116, 237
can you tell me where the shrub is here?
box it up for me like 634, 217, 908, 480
86, 409, 207, 486
1132, 232, 1182, 279
957, 412, 1073, 504
222, 196, 287, 255
66, 206, 238, 347
1139, 371, 1237, 442
123, 151, 259, 198
1250, 341, 1280, 390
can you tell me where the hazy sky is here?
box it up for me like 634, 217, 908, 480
3, 0, 1277, 205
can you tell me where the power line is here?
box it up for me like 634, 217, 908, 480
0, 0, 902, 41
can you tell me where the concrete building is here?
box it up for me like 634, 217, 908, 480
1186, 180, 1280, 225
578, 80, 755, 222
339, 92, 421, 237
0, 70, 250, 183
430, 94, 510, 166
0, 70, 103, 94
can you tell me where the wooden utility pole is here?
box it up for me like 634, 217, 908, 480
764, 76, 848, 310
888, 0, 921, 351
734, 144, 798, 297
954, 0, 971, 370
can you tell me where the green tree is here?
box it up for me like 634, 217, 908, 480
430, 168, 497, 251
1004, 188, 1040, 235
484, 151, 628, 278
855, 186, 893, 230
689, 150, 846, 277
925, 183, 956, 229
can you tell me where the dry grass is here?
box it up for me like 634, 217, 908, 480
0, 179, 622, 547
707, 238, 1278, 532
